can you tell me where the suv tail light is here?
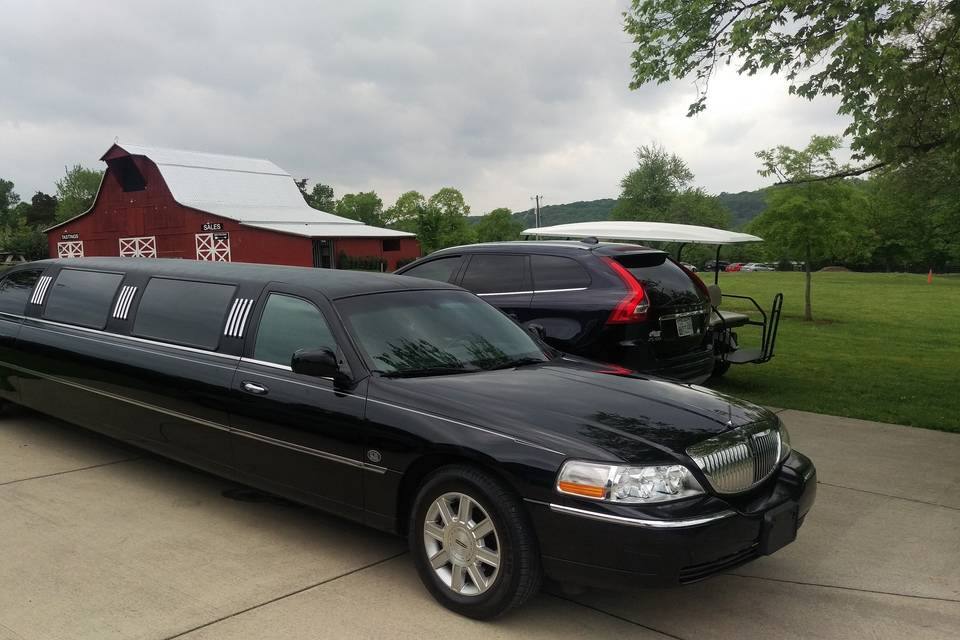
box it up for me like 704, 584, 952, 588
603, 257, 649, 324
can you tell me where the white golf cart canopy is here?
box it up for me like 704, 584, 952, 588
521, 221, 762, 245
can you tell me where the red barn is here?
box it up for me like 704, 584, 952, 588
45, 143, 420, 270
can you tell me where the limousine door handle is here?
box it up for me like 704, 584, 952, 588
241, 381, 269, 395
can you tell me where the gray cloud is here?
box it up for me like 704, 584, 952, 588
1, 1, 850, 214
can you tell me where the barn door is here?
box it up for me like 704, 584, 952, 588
195, 233, 231, 262
57, 241, 84, 258
119, 236, 157, 258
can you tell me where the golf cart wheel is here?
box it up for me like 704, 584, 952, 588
409, 465, 541, 619
711, 359, 731, 378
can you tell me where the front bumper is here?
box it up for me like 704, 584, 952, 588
527, 451, 816, 590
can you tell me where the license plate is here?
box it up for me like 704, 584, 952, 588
759, 501, 799, 555
676, 315, 694, 337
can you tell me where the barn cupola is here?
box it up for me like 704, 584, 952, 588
102, 145, 147, 192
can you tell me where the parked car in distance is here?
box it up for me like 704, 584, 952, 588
680, 262, 698, 272
725, 263, 744, 272
704, 260, 730, 272
740, 263, 775, 272
0, 258, 816, 619
396, 241, 715, 383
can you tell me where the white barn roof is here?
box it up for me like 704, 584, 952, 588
47, 143, 412, 238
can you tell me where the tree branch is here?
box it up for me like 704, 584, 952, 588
778, 161, 886, 184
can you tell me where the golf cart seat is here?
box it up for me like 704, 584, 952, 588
710, 309, 751, 328
706, 284, 751, 328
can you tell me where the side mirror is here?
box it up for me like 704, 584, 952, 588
526, 323, 547, 341
291, 347, 345, 382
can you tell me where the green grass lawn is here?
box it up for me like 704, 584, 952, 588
705, 271, 960, 433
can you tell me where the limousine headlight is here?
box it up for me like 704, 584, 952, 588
556, 460, 704, 503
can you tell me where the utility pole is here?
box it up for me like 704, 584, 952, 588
530, 195, 544, 239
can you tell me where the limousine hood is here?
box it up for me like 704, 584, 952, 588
369, 358, 774, 462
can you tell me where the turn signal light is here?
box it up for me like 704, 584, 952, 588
557, 481, 606, 498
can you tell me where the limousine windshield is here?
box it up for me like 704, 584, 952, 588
336, 290, 550, 376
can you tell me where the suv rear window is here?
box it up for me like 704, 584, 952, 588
531, 255, 590, 291
615, 253, 703, 307
133, 278, 236, 349
43, 269, 124, 329
460, 254, 529, 294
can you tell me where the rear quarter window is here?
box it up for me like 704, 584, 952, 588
133, 278, 236, 350
43, 269, 124, 329
531, 255, 591, 291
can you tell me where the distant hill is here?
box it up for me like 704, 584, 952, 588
716, 189, 769, 228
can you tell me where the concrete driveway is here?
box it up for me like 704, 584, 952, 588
1, 406, 957, 640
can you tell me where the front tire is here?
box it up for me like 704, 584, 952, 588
408, 465, 541, 619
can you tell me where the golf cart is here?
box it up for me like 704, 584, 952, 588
522, 221, 783, 377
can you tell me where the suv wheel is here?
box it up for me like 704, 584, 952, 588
408, 465, 541, 619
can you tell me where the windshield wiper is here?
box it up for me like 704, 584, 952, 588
483, 357, 548, 371
376, 366, 480, 379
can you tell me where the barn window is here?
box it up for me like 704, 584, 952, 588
382, 238, 401, 252
114, 156, 146, 192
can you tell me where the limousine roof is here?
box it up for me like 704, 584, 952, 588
34, 258, 459, 299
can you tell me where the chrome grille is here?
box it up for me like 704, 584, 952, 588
686, 419, 783, 494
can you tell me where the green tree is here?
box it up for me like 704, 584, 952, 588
55, 165, 103, 221
751, 136, 869, 320
296, 180, 337, 211
0, 178, 20, 227
624, 1, 960, 175
475, 207, 522, 243
417, 188, 475, 254
26, 192, 58, 228
308, 183, 336, 211
335, 191, 384, 227
384, 190, 426, 231
612, 143, 693, 220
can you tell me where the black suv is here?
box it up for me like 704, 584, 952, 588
396, 241, 714, 382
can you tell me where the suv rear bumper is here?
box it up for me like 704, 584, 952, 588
526, 451, 816, 590
618, 342, 715, 384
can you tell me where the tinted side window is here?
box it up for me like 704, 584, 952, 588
531, 255, 591, 291
44, 269, 124, 329
254, 294, 336, 367
460, 254, 528, 294
133, 278, 236, 349
401, 256, 462, 283
0, 270, 42, 314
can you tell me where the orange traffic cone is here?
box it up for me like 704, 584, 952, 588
928, 269, 933, 284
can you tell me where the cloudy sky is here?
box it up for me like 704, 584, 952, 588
0, 0, 850, 215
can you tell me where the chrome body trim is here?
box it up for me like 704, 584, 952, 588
240, 357, 292, 371
18, 314, 241, 362
30, 276, 53, 305
686, 419, 784, 494
545, 502, 737, 529
113, 285, 138, 319
476, 290, 534, 297
1, 359, 387, 474
10, 312, 562, 458
533, 287, 588, 294
224, 298, 254, 338
659, 309, 708, 321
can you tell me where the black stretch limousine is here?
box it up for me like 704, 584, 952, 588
0, 258, 815, 619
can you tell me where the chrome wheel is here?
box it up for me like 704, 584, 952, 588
423, 491, 501, 596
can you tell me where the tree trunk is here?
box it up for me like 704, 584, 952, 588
804, 243, 813, 321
